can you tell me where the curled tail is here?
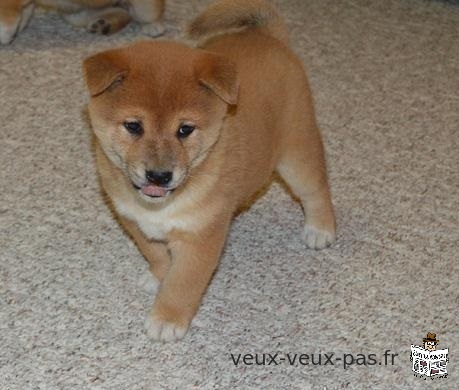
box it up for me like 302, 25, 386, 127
188, 0, 289, 45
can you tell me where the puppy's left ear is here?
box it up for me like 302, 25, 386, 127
83, 50, 128, 97
195, 52, 239, 105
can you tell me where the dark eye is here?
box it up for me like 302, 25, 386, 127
123, 121, 143, 135
177, 124, 195, 139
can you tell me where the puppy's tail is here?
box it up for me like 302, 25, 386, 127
188, 0, 289, 45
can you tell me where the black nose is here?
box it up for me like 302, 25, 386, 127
145, 170, 173, 186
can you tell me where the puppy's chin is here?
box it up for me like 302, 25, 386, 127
137, 190, 173, 204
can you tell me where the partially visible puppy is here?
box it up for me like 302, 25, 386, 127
0, 0, 165, 45
0, 0, 34, 44
83, 0, 336, 342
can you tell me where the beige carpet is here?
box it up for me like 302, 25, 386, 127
0, 0, 458, 388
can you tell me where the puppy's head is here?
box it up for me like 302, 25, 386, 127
83, 41, 238, 203
0, 0, 33, 45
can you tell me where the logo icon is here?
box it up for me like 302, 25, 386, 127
410, 332, 448, 379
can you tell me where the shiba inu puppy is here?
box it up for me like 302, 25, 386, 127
0, 0, 165, 45
83, 0, 336, 342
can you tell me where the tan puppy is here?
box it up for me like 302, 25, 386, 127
0, 0, 165, 44
83, 0, 336, 342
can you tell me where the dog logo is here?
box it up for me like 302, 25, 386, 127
410, 332, 448, 380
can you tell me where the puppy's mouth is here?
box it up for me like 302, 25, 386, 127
132, 182, 176, 198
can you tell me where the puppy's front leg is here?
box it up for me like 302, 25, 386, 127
145, 218, 230, 342
119, 216, 171, 294
62, 7, 131, 34
18, 2, 35, 33
128, 0, 165, 37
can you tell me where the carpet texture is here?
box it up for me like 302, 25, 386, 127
1, 0, 458, 388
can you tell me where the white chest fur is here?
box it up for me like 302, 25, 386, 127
113, 197, 196, 241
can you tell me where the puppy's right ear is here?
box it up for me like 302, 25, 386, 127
83, 51, 128, 97
195, 51, 239, 105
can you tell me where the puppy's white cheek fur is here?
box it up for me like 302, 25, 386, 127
102, 144, 125, 170
170, 167, 187, 188
94, 128, 126, 170
128, 165, 146, 184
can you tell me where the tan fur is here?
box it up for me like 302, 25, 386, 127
188, 0, 289, 45
0, 0, 165, 44
83, 0, 336, 342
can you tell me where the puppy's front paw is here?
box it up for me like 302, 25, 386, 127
137, 271, 159, 294
88, 19, 112, 35
144, 313, 189, 342
0, 25, 18, 45
303, 224, 335, 250
140, 22, 165, 37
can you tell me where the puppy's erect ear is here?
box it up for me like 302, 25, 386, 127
195, 51, 239, 105
83, 50, 128, 97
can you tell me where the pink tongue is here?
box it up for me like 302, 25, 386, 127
141, 184, 168, 197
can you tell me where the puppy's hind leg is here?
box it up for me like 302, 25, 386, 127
277, 100, 336, 250
62, 7, 132, 35
128, 0, 165, 37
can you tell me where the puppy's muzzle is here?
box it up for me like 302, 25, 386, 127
145, 170, 173, 187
